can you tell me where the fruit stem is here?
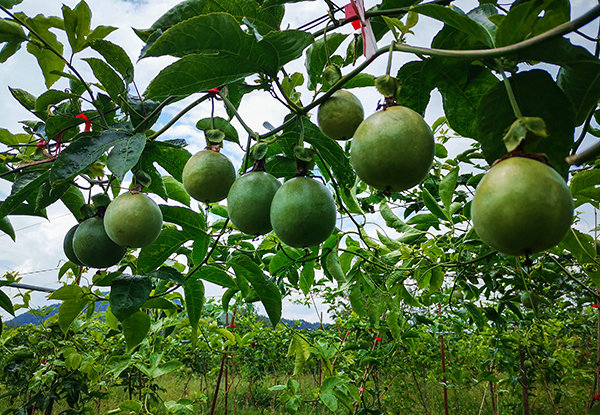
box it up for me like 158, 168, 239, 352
386, 42, 395, 76
323, 23, 332, 66
495, 59, 523, 120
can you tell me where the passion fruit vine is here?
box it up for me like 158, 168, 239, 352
227, 171, 281, 235
351, 106, 435, 192
317, 90, 364, 140
182, 149, 236, 203
72, 216, 127, 268
270, 177, 337, 248
104, 191, 163, 248
471, 157, 573, 256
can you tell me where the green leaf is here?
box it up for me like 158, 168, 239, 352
466, 4, 498, 47
412, 4, 490, 46
436, 63, 498, 139
133, 0, 283, 43
0, 216, 15, 241
495, 0, 544, 47
160, 205, 206, 233
148, 266, 186, 286
163, 176, 190, 207
0, 18, 25, 62
559, 229, 600, 287
286, 334, 311, 375
83, 57, 125, 103
343, 73, 376, 89
0, 128, 31, 146
380, 202, 424, 241
0, 289, 14, 316
192, 233, 209, 266
24, 15, 65, 88
34, 90, 79, 115
105, 132, 146, 182
60, 185, 86, 220
197, 265, 237, 288
141, 141, 192, 182
325, 250, 346, 284
184, 275, 205, 332
49, 127, 134, 185
58, 296, 89, 333
301, 117, 355, 191
396, 60, 436, 116
0, 171, 49, 218
570, 169, 600, 208
196, 117, 239, 144
138, 227, 198, 274
422, 188, 447, 221
89, 39, 134, 83
62, 1, 92, 54
320, 393, 338, 411
299, 261, 315, 295
0, 0, 23, 9
439, 168, 459, 211
477, 70, 574, 180
229, 254, 281, 326
502, 117, 548, 153
44, 114, 83, 139
142, 298, 177, 310
8, 87, 36, 112
122, 311, 151, 351
109, 275, 153, 321
464, 302, 484, 329
349, 284, 365, 317
305, 32, 347, 90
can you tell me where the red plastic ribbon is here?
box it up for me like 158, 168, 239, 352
76, 113, 91, 132
344, 3, 361, 30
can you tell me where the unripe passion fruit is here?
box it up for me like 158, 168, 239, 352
72, 217, 127, 268
520, 292, 540, 309
270, 177, 336, 248
227, 171, 281, 235
317, 90, 364, 140
351, 106, 435, 192
104, 192, 163, 248
182, 150, 236, 203
63, 225, 84, 266
471, 157, 573, 256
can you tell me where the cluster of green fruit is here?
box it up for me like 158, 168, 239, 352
318, 88, 573, 257
63, 192, 163, 268
181, 148, 337, 248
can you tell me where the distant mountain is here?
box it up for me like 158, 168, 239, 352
4, 304, 327, 330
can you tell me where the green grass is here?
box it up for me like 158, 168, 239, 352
0, 371, 593, 414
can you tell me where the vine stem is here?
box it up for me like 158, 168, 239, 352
148, 94, 211, 141
0, 6, 107, 127
386, 42, 395, 76
495, 59, 523, 119
218, 92, 259, 142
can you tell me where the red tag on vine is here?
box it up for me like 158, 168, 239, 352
592, 304, 600, 309
345, 0, 377, 59
76, 113, 91, 132
345, 3, 361, 30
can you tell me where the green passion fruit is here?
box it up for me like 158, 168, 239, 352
471, 157, 573, 256
317, 90, 364, 140
351, 106, 434, 192
104, 192, 163, 248
520, 292, 540, 309
182, 149, 236, 203
270, 177, 337, 248
63, 225, 84, 266
227, 171, 281, 235
72, 217, 127, 268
